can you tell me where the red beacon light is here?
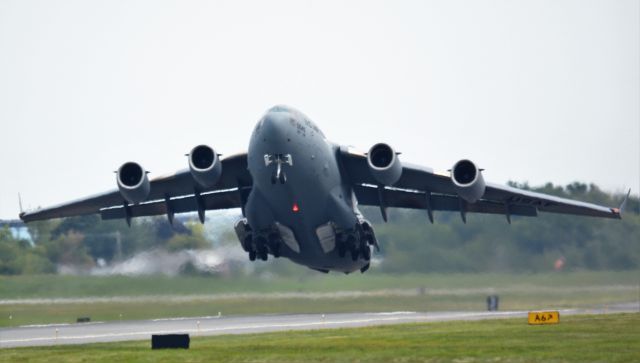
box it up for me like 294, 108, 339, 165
292, 203, 300, 212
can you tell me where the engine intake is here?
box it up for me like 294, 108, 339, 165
367, 143, 402, 186
117, 162, 150, 204
188, 145, 222, 188
451, 159, 485, 203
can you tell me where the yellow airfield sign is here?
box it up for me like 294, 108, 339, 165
528, 311, 560, 325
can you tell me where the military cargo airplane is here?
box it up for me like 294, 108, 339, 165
20, 105, 629, 273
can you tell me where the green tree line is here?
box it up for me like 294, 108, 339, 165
0, 216, 209, 275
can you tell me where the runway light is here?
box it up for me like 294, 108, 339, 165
292, 203, 299, 212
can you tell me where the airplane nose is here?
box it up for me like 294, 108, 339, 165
261, 111, 291, 141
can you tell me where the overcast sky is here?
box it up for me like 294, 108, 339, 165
0, 0, 638, 219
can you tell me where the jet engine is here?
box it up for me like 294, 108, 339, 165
188, 145, 222, 188
451, 159, 485, 203
117, 162, 150, 204
367, 143, 402, 186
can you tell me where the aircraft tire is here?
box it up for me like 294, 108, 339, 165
242, 236, 252, 252
350, 246, 359, 261
338, 244, 346, 257
258, 245, 268, 261
362, 245, 371, 260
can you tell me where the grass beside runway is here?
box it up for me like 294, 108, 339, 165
2, 270, 639, 299
1, 290, 638, 328
1, 271, 639, 327
1, 313, 639, 362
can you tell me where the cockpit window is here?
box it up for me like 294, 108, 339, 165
269, 105, 291, 113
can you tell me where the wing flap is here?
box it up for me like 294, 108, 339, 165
483, 183, 620, 219
100, 189, 242, 220
353, 185, 538, 217
20, 192, 123, 222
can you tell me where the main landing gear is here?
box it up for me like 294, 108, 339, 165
234, 219, 283, 262
336, 220, 378, 262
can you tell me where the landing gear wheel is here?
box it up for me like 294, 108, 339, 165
257, 244, 268, 261
249, 250, 256, 261
362, 245, 371, 261
335, 233, 347, 257
346, 235, 358, 260
350, 246, 359, 261
279, 172, 287, 184
267, 233, 281, 258
254, 236, 269, 261
272, 243, 281, 258
242, 235, 252, 252
338, 243, 346, 258
271, 173, 277, 184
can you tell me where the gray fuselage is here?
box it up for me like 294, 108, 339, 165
244, 106, 367, 273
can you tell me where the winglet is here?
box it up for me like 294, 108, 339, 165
612, 189, 631, 218
18, 193, 23, 214
18, 194, 26, 222
619, 189, 631, 214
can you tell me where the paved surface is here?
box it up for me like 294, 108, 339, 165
1, 303, 637, 348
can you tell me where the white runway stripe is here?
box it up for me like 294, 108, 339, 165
1, 305, 635, 348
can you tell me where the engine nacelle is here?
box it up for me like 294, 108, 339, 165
117, 162, 150, 204
188, 145, 222, 188
367, 143, 402, 186
451, 159, 485, 203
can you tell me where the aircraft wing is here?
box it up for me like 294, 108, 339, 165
339, 148, 624, 221
20, 153, 252, 223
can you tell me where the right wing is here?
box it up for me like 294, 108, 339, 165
20, 153, 252, 223
338, 147, 625, 221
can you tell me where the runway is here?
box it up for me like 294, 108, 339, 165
1, 303, 637, 348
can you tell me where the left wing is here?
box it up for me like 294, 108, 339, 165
20, 153, 251, 223
338, 147, 625, 222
